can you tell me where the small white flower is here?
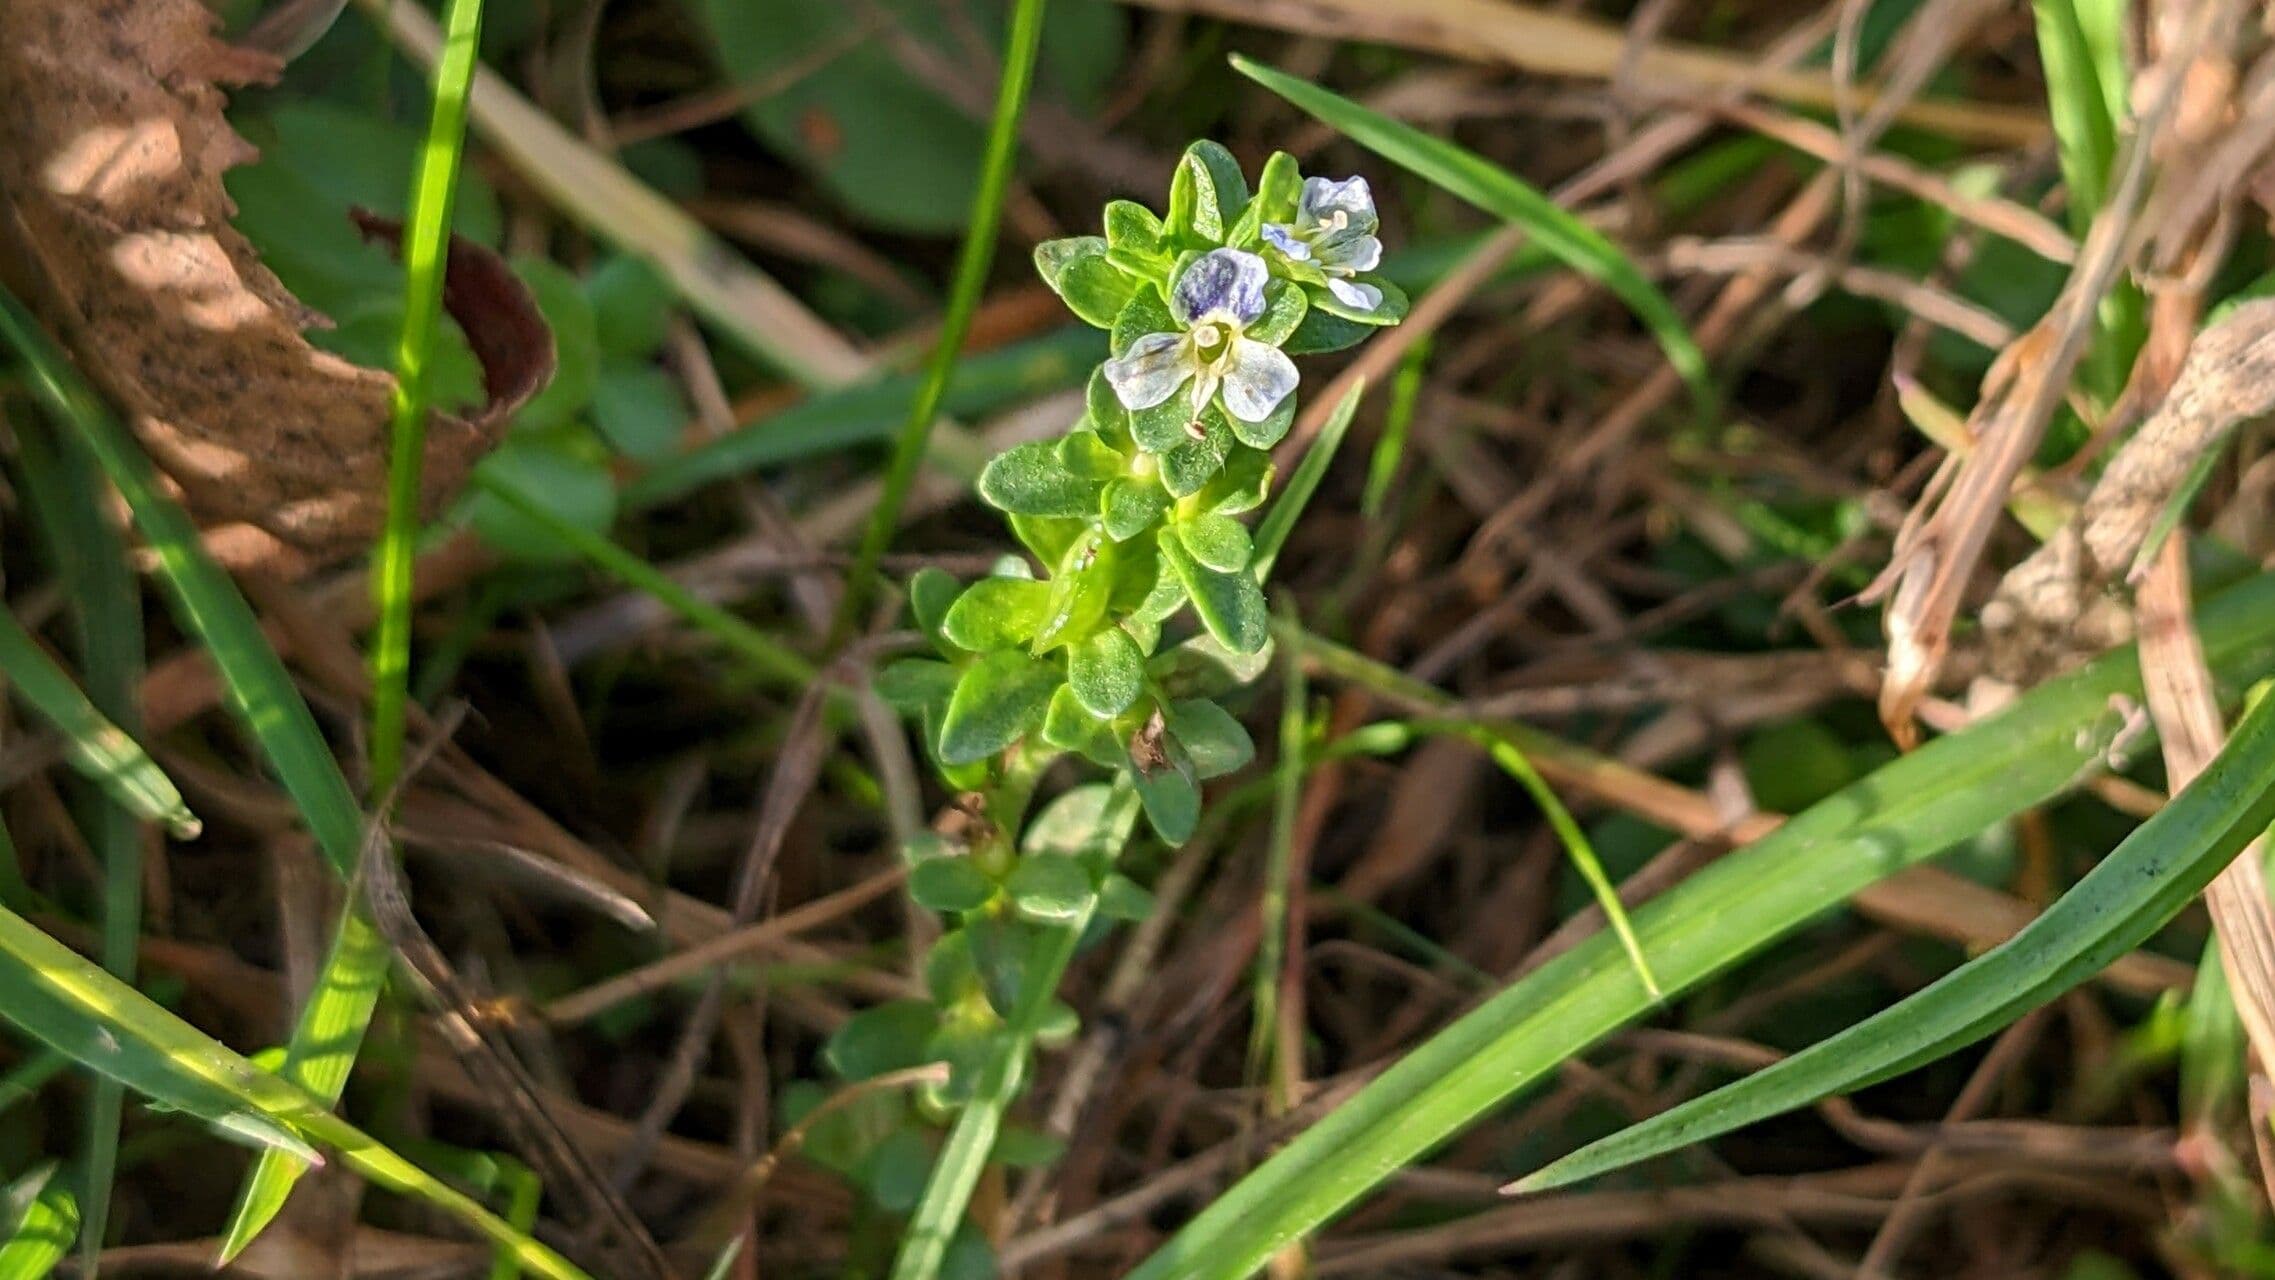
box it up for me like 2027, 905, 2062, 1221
1262, 175, 1384, 313
1103, 248, 1299, 425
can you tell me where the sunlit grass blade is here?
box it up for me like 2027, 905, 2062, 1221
1518, 687, 2275, 1192
0, 897, 591, 1279
1253, 381, 1366, 582
0, 1163, 77, 1278
1125, 570, 2275, 1280
227, 0, 489, 1255
0, 611, 194, 840
16, 413, 151, 1267
833, 0, 1051, 644
891, 783, 1142, 1280
1232, 54, 1715, 420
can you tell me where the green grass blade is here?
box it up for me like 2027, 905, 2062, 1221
474, 471, 817, 687
833, 0, 1052, 643
0, 1163, 78, 1279
1249, 616, 1310, 1090
0, 898, 591, 1279
1362, 340, 1428, 520
1125, 570, 2275, 1280
0, 611, 193, 840
2031, 0, 2141, 399
890, 784, 1142, 1280
17, 415, 150, 1267
1232, 55, 1715, 420
1519, 687, 2275, 1192
227, 0, 489, 1254
1252, 381, 1366, 583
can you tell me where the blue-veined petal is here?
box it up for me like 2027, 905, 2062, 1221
1299, 176, 1378, 237
1325, 276, 1385, 313
1320, 234, 1382, 274
1260, 224, 1312, 261
1219, 338, 1299, 422
1105, 331, 1196, 410
1173, 248, 1271, 327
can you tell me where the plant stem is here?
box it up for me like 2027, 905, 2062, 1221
890, 782, 1140, 1280
832, 0, 1051, 646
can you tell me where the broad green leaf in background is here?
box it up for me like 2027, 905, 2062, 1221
1519, 687, 2275, 1192
1125, 569, 2275, 1280
694, 0, 1124, 233
1231, 55, 1717, 420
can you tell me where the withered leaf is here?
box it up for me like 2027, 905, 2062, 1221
0, 0, 554, 577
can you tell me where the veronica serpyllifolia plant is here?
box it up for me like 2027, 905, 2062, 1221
843, 141, 1404, 1268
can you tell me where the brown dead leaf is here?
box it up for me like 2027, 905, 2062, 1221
0, 0, 551, 577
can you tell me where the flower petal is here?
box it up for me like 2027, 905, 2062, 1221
1219, 338, 1299, 422
1299, 176, 1378, 236
1104, 331, 1195, 410
1260, 223, 1312, 261
1173, 248, 1271, 327
1325, 276, 1385, 313
1320, 234, 1382, 274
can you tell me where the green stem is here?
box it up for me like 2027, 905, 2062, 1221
831, 0, 1051, 645
890, 783, 1141, 1280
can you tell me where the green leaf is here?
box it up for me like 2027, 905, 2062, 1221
1068, 627, 1146, 718
909, 858, 997, 914
939, 651, 1061, 765
1035, 236, 1107, 293
1281, 307, 1375, 356
1101, 477, 1173, 543
1159, 530, 1268, 654
592, 363, 688, 461
1005, 856, 1094, 923
910, 568, 965, 646
1058, 429, 1126, 481
1122, 576, 2275, 1280
979, 439, 1099, 517
1167, 140, 1250, 244
695, 0, 1124, 233
827, 1001, 943, 1081
1159, 414, 1234, 499
0, 1164, 76, 1278
1104, 200, 1166, 258
1041, 686, 1125, 768
467, 436, 620, 563
1110, 286, 1178, 359
0, 613, 197, 839
1129, 729, 1202, 846
1249, 280, 1308, 347
942, 577, 1054, 651
877, 659, 961, 714
1098, 873, 1156, 922
508, 257, 600, 431
1023, 783, 1124, 857
1060, 255, 1142, 330
1164, 699, 1256, 779
1234, 55, 1715, 419
1031, 535, 1116, 652
585, 253, 676, 359
1227, 386, 1297, 451
1150, 630, 1276, 701
1253, 151, 1302, 224
1176, 513, 1253, 573
1200, 446, 1273, 516
1524, 682, 2275, 1192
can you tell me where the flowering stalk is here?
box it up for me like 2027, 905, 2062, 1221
862, 142, 1406, 1276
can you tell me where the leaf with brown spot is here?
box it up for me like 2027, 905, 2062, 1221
0, 0, 553, 578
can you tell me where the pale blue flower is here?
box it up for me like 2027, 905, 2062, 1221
1103, 248, 1299, 424
1261, 176, 1384, 313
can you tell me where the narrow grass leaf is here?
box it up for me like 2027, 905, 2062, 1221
1252, 381, 1366, 583
0, 612, 194, 840
1520, 686, 2275, 1191
0, 1164, 77, 1279
0, 899, 590, 1279
1126, 570, 2275, 1280
1233, 56, 1714, 419
227, 0, 491, 1253
833, 0, 1052, 643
